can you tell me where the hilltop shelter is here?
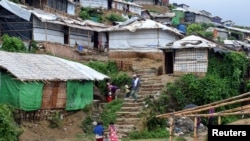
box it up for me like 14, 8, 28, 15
103, 17, 183, 60
0, 51, 109, 112
0, 0, 110, 49
158, 35, 229, 76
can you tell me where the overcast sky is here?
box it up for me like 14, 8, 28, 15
169, 0, 250, 26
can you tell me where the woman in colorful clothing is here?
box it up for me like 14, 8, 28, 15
108, 122, 118, 141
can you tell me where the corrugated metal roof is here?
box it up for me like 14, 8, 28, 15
0, 51, 109, 81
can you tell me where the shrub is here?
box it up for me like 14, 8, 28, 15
80, 116, 95, 134
128, 128, 169, 139
1, 34, 26, 52
0, 104, 23, 141
106, 13, 126, 23
100, 99, 123, 127
48, 112, 62, 129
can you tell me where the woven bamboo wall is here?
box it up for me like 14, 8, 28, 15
42, 82, 67, 109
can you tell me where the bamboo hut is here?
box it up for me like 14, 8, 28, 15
0, 51, 109, 121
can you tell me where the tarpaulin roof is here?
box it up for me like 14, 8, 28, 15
0, 0, 31, 21
166, 35, 217, 49
0, 51, 110, 81
102, 17, 183, 36
0, 0, 110, 32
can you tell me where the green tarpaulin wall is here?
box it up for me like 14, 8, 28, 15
66, 81, 93, 111
0, 73, 44, 111
0, 72, 94, 111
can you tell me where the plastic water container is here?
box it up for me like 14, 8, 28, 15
78, 45, 83, 52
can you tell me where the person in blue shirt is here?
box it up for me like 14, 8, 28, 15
129, 74, 140, 102
93, 122, 104, 141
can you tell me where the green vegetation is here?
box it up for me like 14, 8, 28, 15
86, 60, 131, 94
146, 51, 250, 126
127, 128, 169, 140
79, 7, 103, 23
79, 7, 126, 23
0, 104, 23, 141
80, 99, 123, 134
48, 112, 62, 129
1, 34, 27, 52
100, 99, 123, 127
187, 23, 213, 39
105, 13, 126, 23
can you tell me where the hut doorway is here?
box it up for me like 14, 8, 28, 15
165, 51, 174, 74
42, 82, 66, 109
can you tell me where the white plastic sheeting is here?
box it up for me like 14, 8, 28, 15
0, 51, 109, 81
171, 35, 217, 48
109, 29, 177, 51
0, 0, 31, 21
105, 19, 182, 51
55, 57, 110, 81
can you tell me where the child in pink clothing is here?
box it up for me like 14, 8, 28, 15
108, 122, 118, 141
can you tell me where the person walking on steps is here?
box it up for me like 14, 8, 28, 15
129, 74, 140, 102
93, 122, 104, 141
108, 122, 118, 141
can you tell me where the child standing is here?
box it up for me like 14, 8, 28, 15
125, 84, 130, 98
108, 122, 118, 141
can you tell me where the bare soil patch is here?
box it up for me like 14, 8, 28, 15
19, 111, 86, 141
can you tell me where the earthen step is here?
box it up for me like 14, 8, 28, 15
116, 124, 136, 130
116, 128, 137, 135
141, 76, 162, 80
116, 117, 140, 125
122, 101, 145, 107
120, 106, 142, 112
141, 84, 163, 89
116, 111, 140, 118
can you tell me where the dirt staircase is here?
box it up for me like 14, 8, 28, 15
115, 67, 164, 139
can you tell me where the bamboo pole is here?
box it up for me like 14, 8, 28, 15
193, 117, 197, 141
178, 110, 250, 117
156, 92, 250, 118
157, 97, 250, 118
169, 117, 173, 141
218, 116, 221, 125
220, 105, 250, 113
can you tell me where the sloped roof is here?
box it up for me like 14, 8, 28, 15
114, 0, 142, 8
167, 35, 217, 49
102, 17, 183, 36
0, 51, 109, 81
159, 35, 221, 50
0, 0, 110, 32
0, 0, 31, 21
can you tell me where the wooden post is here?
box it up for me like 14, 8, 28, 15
169, 116, 174, 141
193, 117, 197, 141
218, 116, 221, 125
45, 22, 48, 49
87, 31, 89, 52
